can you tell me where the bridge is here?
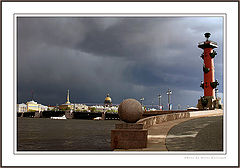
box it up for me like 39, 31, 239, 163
17, 109, 196, 120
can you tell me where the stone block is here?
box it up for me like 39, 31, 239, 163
115, 123, 144, 129
111, 129, 148, 149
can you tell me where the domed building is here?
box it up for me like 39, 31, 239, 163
104, 94, 112, 107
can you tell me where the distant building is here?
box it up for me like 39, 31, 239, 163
48, 105, 56, 111
89, 105, 103, 112
74, 104, 88, 111
17, 103, 27, 112
59, 89, 74, 110
17, 100, 48, 112
89, 105, 118, 113
105, 106, 118, 112
104, 94, 112, 107
26, 100, 39, 112
38, 104, 48, 112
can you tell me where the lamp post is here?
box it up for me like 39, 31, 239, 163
158, 94, 162, 110
166, 88, 172, 110
177, 104, 181, 110
140, 97, 144, 106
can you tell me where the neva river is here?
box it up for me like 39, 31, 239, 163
17, 118, 122, 151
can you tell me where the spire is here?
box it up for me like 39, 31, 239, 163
66, 89, 70, 104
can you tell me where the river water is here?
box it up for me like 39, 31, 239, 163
17, 118, 122, 151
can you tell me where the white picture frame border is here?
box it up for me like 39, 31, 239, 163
2, 1, 238, 166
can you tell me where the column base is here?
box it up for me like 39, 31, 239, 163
111, 123, 148, 150
197, 96, 223, 110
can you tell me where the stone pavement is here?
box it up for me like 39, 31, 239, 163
114, 110, 223, 151
142, 118, 193, 151
143, 114, 223, 151
166, 116, 223, 151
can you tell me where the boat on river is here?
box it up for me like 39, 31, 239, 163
93, 117, 102, 120
50, 115, 67, 120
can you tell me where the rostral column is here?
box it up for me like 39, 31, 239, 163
197, 33, 220, 109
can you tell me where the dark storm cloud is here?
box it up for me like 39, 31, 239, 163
17, 17, 223, 108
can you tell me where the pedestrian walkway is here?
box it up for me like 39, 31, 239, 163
142, 113, 223, 151
166, 116, 223, 151
142, 118, 193, 151
114, 109, 223, 151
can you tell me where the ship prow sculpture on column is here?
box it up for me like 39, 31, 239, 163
111, 99, 148, 150
197, 33, 223, 110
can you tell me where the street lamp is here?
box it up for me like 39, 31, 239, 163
177, 104, 181, 110
166, 88, 172, 110
140, 97, 144, 106
158, 94, 162, 110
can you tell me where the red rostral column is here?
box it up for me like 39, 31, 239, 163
198, 33, 219, 99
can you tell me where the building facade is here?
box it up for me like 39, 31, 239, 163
17, 103, 27, 112
38, 104, 48, 112
17, 100, 48, 112
74, 104, 88, 111
26, 100, 39, 112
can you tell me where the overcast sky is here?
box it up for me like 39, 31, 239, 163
17, 17, 223, 109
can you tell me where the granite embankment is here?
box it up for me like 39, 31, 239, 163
135, 109, 223, 151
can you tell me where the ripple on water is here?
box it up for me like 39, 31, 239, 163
17, 118, 122, 151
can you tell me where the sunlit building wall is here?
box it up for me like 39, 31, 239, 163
26, 100, 39, 112
17, 103, 27, 112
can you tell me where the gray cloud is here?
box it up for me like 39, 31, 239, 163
17, 17, 223, 109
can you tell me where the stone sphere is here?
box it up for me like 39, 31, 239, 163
118, 99, 143, 123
